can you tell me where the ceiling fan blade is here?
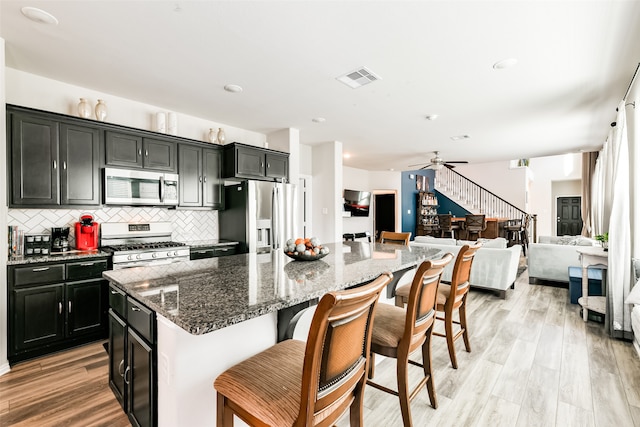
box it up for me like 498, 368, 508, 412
408, 162, 428, 167
445, 161, 468, 164
444, 164, 456, 169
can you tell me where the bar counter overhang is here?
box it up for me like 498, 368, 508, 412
103, 241, 444, 426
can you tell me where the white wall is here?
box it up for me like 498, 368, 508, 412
312, 142, 342, 243
6, 68, 267, 147
528, 153, 582, 238
454, 161, 528, 210
1, 38, 10, 375
342, 167, 402, 237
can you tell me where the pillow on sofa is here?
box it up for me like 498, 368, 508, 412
414, 236, 457, 246
456, 237, 507, 248
546, 235, 595, 246
626, 279, 640, 305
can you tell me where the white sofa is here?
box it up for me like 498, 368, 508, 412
527, 235, 596, 284
409, 236, 521, 298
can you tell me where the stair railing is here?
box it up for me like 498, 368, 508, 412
434, 167, 537, 242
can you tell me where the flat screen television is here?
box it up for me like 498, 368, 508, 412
343, 189, 371, 217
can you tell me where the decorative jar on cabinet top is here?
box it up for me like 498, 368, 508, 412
217, 127, 226, 145
95, 99, 107, 121
77, 98, 91, 118
208, 128, 218, 143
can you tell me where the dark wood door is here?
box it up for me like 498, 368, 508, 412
128, 329, 155, 427
374, 193, 396, 241
265, 152, 288, 181
105, 131, 143, 168
557, 196, 582, 235
13, 284, 65, 352
59, 123, 101, 205
11, 114, 59, 206
203, 148, 223, 208
236, 146, 265, 178
178, 144, 203, 206
143, 138, 176, 172
66, 279, 106, 337
109, 310, 127, 410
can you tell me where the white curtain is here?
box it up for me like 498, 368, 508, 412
592, 101, 634, 337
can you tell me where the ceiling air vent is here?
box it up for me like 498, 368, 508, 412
336, 66, 381, 89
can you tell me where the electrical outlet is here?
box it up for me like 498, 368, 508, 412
408, 210, 411, 215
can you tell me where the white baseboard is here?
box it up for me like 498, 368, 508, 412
0, 360, 11, 377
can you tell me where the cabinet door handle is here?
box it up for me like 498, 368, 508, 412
203, 176, 207, 183
110, 289, 119, 295
80, 262, 95, 266
68, 301, 72, 313
261, 161, 264, 168
219, 248, 229, 251
63, 161, 67, 170
124, 366, 130, 385
145, 149, 149, 157
118, 359, 125, 377
131, 306, 141, 312
53, 160, 57, 170
199, 176, 202, 183
58, 302, 62, 314
138, 149, 142, 157
32, 267, 50, 272
267, 163, 270, 169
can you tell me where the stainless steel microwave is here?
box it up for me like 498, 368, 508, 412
104, 167, 179, 206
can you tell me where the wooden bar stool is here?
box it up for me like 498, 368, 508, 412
380, 231, 411, 245
367, 253, 454, 427
395, 244, 481, 369
213, 272, 393, 427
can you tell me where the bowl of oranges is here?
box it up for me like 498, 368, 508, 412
284, 237, 330, 261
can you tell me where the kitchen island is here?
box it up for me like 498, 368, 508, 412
103, 241, 443, 427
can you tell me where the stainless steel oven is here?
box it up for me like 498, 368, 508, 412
101, 222, 190, 269
104, 167, 179, 206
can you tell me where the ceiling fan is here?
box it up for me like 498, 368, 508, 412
408, 151, 469, 170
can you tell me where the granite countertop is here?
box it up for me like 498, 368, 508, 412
8, 250, 110, 265
182, 239, 239, 248
103, 242, 443, 335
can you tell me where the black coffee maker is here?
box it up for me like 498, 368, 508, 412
51, 227, 70, 252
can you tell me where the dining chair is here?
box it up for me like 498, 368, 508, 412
366, 253, 454, 427
380, 231, 412, 245
463, 214, 486, 240
214, 272, 393, 427
437, 214, 460, 239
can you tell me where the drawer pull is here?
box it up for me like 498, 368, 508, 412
118, 360, 125, 377
59, 302, 63, 314
32, 267, 50, 272
68, 301, 72, 313
218, 248, 229, 251
79, 262, 95, 266
124, 366, 130, 385
131, 306, 141, 312
110, 290, 119, 295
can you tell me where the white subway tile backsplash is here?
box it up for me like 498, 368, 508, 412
8, 207, 218, 246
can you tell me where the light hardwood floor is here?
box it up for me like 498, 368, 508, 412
0, 341, 129, 427
1, 266, 639, 427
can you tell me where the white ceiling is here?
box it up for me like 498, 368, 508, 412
2, 1, 640, 171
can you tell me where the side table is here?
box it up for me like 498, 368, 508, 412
576, 246, 608, 322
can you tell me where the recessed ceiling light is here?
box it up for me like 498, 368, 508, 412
312, 117, 326, 123
493, 58, 518, 70
223, 84, 243, 93
450, 135, 471, 141
21, 7, 59, 25
343, 153, 351, 159
425, 114, 439, 121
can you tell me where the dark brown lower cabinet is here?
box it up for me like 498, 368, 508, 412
108, 287, 157, 427
8, 258, 109, 364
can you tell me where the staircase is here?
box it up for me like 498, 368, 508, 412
434, 167, 537, 240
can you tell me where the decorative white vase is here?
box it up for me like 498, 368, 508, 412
208, 128, 218, 143
168, 112, 177, 135
217, 127, 226, 145
78, 98, 91, 118
95, 99, 107, 121
156, 112, 167, 133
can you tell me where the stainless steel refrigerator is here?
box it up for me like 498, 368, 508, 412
219, 180, 298, 253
